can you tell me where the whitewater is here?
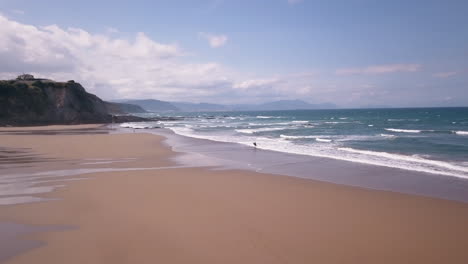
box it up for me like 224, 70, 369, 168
121, 107, 468, 180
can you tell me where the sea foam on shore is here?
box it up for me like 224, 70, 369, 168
122, 108, 468, 180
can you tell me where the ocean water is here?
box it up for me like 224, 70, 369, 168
121, 108, 468, 179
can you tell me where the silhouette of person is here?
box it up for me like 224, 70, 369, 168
253, 142, 257, 147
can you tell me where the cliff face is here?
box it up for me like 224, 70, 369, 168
0, 80, 110, 125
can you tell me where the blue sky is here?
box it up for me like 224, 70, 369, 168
0, 0, 467, 107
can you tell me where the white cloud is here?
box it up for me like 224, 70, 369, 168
2, 15, 312, 104
199, 32, 228, 48
230, 73, 320, 102
2, 15, 451, 107
336, 64, 421, 75
0, 15, 234, 101
233, 78, 279, 90
433, 71, 458, 78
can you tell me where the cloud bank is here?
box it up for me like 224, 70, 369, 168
0, 15, 235, 101
1, 15, 459, 107
0, 15, 320, 104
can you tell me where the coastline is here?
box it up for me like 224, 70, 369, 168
145, 127, 468, 202
1, 125, 468, 263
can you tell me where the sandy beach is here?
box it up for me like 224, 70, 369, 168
1, 125, 468, 264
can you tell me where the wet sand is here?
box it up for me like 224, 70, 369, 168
0, 124, 106, 132
1, 125, 468, 263
0, 124, 111, 136
154, 128, 468, 202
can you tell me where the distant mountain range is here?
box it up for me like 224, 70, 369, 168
114, 99, 337, 112
104, 102, 147, 114
118, 99, 179, 112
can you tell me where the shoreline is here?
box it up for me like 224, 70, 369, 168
2, 125, 468, 263
134, 127, 468, 203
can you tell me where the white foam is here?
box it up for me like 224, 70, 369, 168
454, 131, 468, 136
256, 116, 278, 119
280, 135, 316, 139
338, 147, 468, 177
368, 124, 374, 127
388, 119, 420, 122
120, 122, 159, 129
170, 127, 194, 134
251, 140, 468, 179
292, 120, 309, 124
199, 125, 235, 128
315, 138, 332, 142
235, 127, 295, 134
245, 123, 260, 126
385, 128, 421, 133
334, 135, 380, 142
167, 126, 468, 180
280, 135, 375, 142
380, 133, 397, 138
272, 122, 313, 128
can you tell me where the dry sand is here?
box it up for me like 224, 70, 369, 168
1, 125, 468, 264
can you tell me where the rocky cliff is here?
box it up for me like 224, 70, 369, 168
0, 79, 110, 126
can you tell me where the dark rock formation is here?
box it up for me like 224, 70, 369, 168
0, 77, 185, 126
0, 79, 110, 126
110, 115, 151, 123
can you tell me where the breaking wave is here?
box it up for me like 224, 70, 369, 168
384, 128, 421, 133
454, 131, 468, 136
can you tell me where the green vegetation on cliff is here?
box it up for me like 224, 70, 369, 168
0, 79, 109, 125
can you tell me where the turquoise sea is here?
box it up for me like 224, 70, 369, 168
122, 107, 468, 179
